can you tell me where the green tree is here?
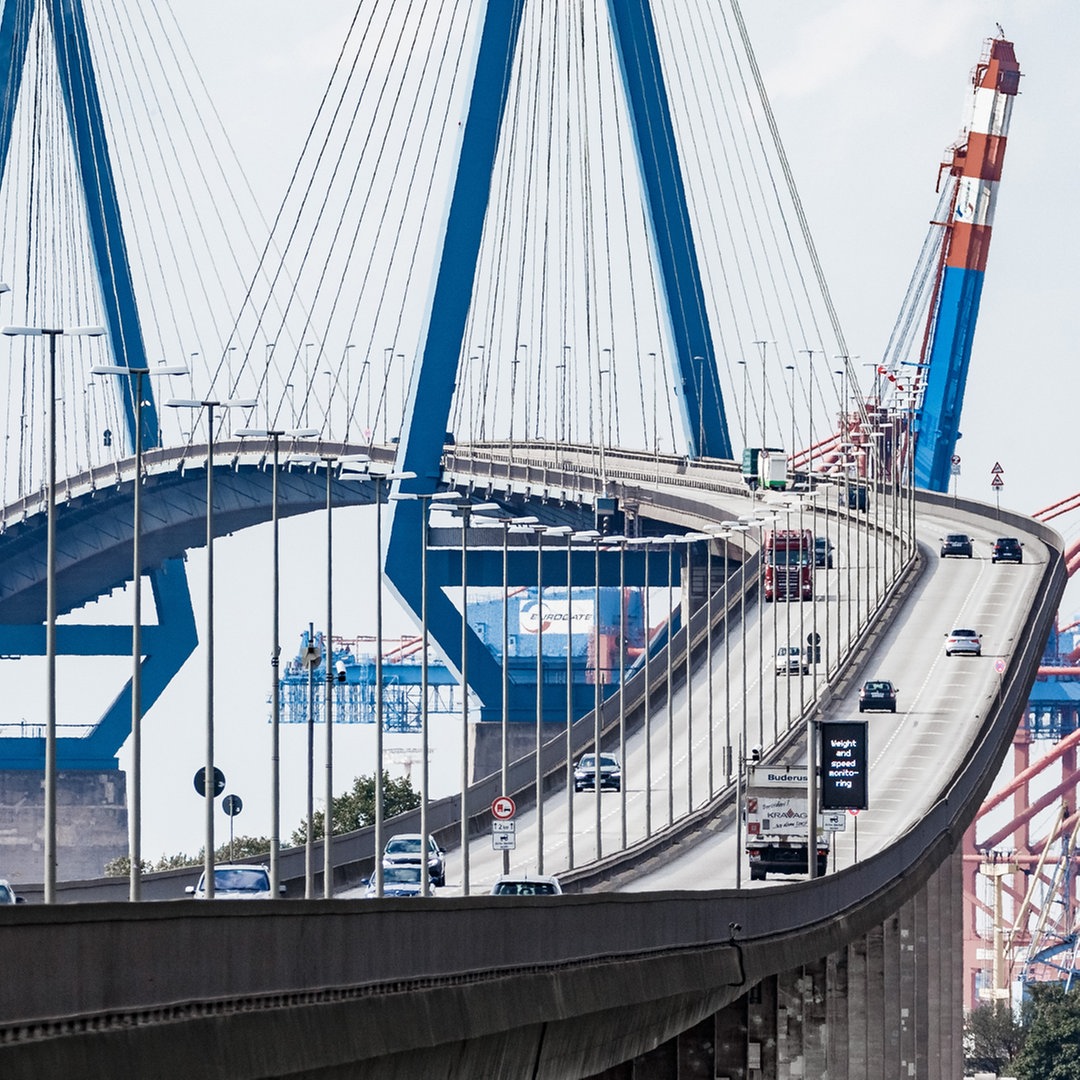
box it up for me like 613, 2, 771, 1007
1013, 983, 1080, 1080
214, 836, 271, 863
104, 839, 269, 878
292, 771, 420, 845
965, 1000, 1025, 1075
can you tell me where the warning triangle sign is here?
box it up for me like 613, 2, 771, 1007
991, 462, 1004, 474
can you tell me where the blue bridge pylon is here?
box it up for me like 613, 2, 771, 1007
387, 1, 728, 725
0, 0, 196, 770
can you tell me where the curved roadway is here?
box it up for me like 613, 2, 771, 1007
0, 445, 1065, 1080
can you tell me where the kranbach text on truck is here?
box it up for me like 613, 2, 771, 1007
745, 765, 828, 880
763, 528, 814, 602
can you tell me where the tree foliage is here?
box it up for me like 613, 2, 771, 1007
965, 1000, 1025, 1075
103, 772, 417, 876
104, 838, 270, 877
1012, 983, 1080, 1080
292, 771, 420, 845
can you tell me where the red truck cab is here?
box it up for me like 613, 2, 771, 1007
763, 529, 813, 601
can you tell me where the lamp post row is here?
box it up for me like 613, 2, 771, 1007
4, 309, 909, 898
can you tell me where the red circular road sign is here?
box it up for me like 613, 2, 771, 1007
491, 795, 516, 820
995, 658, 1006, 674
951, 454, 961, 465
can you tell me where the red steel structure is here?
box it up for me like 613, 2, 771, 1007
963, 496, 1080, 1009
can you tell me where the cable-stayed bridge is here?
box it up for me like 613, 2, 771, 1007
0, 3, 1061, 1077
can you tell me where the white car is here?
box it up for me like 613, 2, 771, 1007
944, 628, 982, 657
490, 874, 562, 896
0, 879, 25, 904
185, 864, 283, 899
382, 833, 447, 888
775, 645, 808, 675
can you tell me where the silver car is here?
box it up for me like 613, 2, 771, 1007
944, 628, 982, 657
775, 645, 808, 675
185, 864, 283, 900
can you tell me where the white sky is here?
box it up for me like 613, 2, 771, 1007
11, 2, 1080, 862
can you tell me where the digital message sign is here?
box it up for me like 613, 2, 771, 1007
820, 720, 868, 810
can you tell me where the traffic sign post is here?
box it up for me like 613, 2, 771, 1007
193, 766, 226, 799
222, 793, 243, 862
491, 796, 517, 857
492, 819, 516, 851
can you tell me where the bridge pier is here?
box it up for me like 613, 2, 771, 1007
0, 769, 127, 882
590, 853, 964, 1080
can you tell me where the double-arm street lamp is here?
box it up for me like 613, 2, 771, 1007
166, 393, 256, 898
234, 424, 318, 897
450, 500, 498, 894
4, 320, 103, 902
340, 464, 413, 898
92, 362, 189, 901
390, 489, 464, 895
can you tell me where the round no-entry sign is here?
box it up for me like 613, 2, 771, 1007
491, 795, 516, 820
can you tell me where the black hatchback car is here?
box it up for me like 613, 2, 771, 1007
940, 533, 973, 558
859, 679, 898, 713
814, 537, 835, 568
991, 537, 1023, 564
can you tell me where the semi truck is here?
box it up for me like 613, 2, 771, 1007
762, 528, 814, 601
741, 447, 787, 491
745, 765, 829, 880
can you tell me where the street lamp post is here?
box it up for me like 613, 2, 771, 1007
531, 523, 569, 872
628, 536, 654, 836
4, 321, 101, 902
391, 489, 463, 895
739, 515, 774, 751
571, 530, 601, 858
487, 513, 538, 876
92, 361, 189, 902
591, 532, 604, 857
682, 533, 711, 809
564, 528, 576, 867
785, 364, 797, 483
800, 349, 817, 480
340, 466, 413, 898
321, 455, 337, 898
451, 500, 498, 894
302, 624, 320, 899
664, 536, 676, 825
235, 423, 319, 899
607, 534, 628, 847
165, 392, 256, 898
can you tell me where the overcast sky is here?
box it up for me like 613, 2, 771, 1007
35, 1, 1077, 861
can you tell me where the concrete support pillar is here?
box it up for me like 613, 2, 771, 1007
897, 893, 917, 1075
713, 995, 748, 1079
746, 975, 777, 1077
847, 934, 869, 1078
594, 855, 966, 1079
865, 923, 886, 1078
826, 947, 849, 1080
676, 1016, 714, 1077
882, 914, 902, 1079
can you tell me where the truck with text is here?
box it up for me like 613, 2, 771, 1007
741, 447, 787, 491
762, 528, 814, 602
745, 765, 828, 880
